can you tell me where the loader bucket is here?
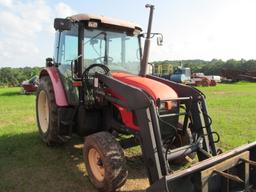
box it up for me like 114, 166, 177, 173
146, 142, 256, 192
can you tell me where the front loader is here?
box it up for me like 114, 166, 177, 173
36, 4, 256, 192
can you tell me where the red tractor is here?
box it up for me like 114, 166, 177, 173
36, 5, 256, 192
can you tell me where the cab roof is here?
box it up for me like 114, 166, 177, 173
68, 14, 142, 31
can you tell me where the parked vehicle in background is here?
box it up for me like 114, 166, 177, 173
153, 63, 219, 87
21, 75, 39, 94
170, 66, 191, 83
152, 63, 173, 78
167, 68, 218, 87
206, 75, 221, 83
190, 73, 216, 86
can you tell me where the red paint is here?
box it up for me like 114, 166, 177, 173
21, 84, 37, 93
112, 72, 178, 100
39, 67, 68, 107
165, 101, 172, 110
105, 87, 139, 130
114, 104, 139, 130
111, 72, 178, 131
72, 81, 82, 87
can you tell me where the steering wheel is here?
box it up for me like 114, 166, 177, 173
83, 64, 111, 79
94, 56, 113, 64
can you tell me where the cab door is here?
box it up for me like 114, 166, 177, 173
55, 25, 79, 105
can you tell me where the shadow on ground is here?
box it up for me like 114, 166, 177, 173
0, 132, 148, 192
0, 90, 22, 97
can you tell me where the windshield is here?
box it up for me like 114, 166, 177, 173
84, 29, 141, 74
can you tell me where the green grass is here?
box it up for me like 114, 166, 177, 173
199, 82, 256, 149
0, 82, 256, 191
0, 88, 97, 192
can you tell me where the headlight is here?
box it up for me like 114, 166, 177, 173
159, 101, 178, 110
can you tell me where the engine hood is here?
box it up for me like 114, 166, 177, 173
112, 72, 178, 101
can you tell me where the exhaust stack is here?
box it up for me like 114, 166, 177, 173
140, 4, 155, 77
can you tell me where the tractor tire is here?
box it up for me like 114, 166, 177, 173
201, 78, 209, 87
83, 132, 128, 192
171, 128, 196, 165
36, 76, 65, 145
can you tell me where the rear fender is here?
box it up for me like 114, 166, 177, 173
39, 67, 68, 107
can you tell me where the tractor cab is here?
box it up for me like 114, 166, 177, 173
51, 12, 180, 136
52, 14, 145, 105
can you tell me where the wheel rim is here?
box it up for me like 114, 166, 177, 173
88, 148, 105, 182
38, 90, 49, 133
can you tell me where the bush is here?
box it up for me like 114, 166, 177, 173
0, 67, 42, 87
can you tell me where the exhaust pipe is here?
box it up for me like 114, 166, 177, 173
140, 4, 155, 77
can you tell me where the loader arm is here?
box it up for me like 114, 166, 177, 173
96, 73, 256, 191
95, 73, 168, 182
147, 74, 218, 159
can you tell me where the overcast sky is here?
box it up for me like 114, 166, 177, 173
0, 0, 256, 67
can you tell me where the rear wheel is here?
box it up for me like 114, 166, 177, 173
36, 76, 66, 145
84, 132, 127, 192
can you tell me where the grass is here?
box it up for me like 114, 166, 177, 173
0, 82, 256, 191
0, 88, 95, 192
199, 82, 256, 149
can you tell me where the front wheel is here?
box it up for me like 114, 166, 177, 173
171, 128, 196, 164
83, 132, 127, 192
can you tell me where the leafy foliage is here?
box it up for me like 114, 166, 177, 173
0, 67, 41, 87
153, 59, 256, 75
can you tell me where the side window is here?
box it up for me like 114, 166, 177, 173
84, 31, 106, 67
108, 37, 122, 65
58, 25, 78, 65
53, 32, 60, 64
59, 35, 78, 65
123, 37, 140, 74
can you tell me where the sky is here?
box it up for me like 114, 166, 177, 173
0, 0, 256, 67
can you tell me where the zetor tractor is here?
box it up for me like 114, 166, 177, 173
36, 4, 256, 192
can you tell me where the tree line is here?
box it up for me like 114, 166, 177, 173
0, 67, 41, 87
1, 59, 256, 86
153, 59, 256, 75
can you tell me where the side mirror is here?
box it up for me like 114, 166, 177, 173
157, 34, 163, 46
54, 18, 72, 31
140, 33, 163, 46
